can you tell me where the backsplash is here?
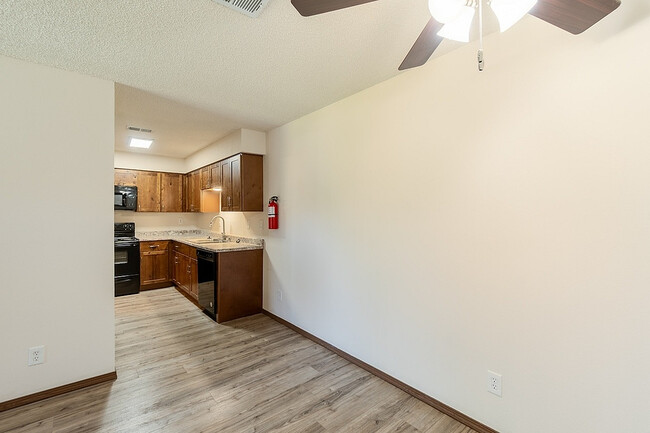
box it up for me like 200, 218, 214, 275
114, 210, 266, 238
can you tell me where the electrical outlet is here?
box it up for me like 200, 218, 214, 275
28, 346, 45, 366
487, 370, 502, 397
277, 288, 283, 302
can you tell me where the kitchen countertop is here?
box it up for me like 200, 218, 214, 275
137, 229, 263, 253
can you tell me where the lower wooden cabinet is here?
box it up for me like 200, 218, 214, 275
167, 241, 263, 323
171, 242, 198, 299
140, 241, 170, 290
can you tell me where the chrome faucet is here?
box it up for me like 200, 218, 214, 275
209, 215, 226, 235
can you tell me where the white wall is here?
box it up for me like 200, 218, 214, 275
114, 151, 186, 173
263, 12, 650, 433
185, 128, 266, 171
0, 55, 115, 401
114, 211, 197, 231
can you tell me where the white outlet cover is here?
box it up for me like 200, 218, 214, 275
28, 345, 45, 366
487, 370, 502, 397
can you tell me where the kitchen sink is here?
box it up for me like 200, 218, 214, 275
186, 238, 226, 244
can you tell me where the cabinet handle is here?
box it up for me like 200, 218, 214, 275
149, 245, 158, 249
174, 258, 178, 264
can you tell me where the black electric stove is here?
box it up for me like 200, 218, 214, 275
114, 222, 140, 296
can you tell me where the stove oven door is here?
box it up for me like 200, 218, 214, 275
115, 241, 139, 276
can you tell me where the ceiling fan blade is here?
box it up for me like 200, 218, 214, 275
291, 0, 378, 17
399, 18, 444, 71
529, 0, 621, 34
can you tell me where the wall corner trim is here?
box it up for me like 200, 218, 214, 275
262, 310, 499, 433
0, 371, 117, 413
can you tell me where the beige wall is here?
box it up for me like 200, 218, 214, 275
114, 151, 186, 173
263, 13, 650, 433
0, 55, 115, 402
185, 128, 266, 172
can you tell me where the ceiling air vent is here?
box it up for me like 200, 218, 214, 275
212, 0, 271, 18
127, 126, 152, 133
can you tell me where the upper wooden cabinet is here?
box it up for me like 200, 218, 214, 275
200, 166, 211, 190
115, 169, 183, 212
136, 171, 161, 212
221, 154, 263, 212
209, 162, 221, 188
199, 162, 222, 190
114, 169, 137, 187
160, 173, 183, 212
186, 170, 201, 212
115, 153, 262, 213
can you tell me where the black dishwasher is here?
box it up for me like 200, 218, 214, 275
197, 249, 217, 321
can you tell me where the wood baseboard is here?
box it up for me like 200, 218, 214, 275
0, 371, 117, 413
262, 310, 499, 433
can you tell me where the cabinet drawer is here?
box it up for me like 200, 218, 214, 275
140, 240, 170, 253
172, 241, 194, 257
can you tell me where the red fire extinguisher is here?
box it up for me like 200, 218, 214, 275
268, 196, 279, 230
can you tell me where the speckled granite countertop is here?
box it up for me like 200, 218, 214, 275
137, 229, 263, 253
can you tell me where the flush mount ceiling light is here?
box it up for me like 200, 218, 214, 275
290, 0, 621, 71
129, 137, 154, 149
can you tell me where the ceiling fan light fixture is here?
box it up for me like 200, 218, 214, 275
490, 0, 538, 32
428, 0, 466, 24
437, 5, 476, 43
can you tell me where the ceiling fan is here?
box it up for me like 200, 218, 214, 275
290, 0, 622, 71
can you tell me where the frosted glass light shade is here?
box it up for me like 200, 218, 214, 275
491, 0, 538, 32
437, 5, 475, 42
428, 0, 466, 24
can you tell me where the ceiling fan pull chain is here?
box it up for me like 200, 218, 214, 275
478, 0, 484, 71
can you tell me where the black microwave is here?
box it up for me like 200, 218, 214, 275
114, 186, 137, 211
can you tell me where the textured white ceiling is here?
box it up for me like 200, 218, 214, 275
0, 0, 443, 157
114, 84, 240, 158
0, 1, 635, 158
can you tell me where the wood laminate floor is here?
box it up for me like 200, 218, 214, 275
0, 288, 476, 433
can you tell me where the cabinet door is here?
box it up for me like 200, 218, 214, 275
140, 251, 169, 285
209, 162, 221, 188
191, 170, 201, 212
136, 171, 161, 212
221, 159, 233, 211
190, 257, 198, 298
172, 251, 180, 284
177, 253, 189, 293
230, 156, 241, 212
160, 173, 183, 212
200, 166, 211, 190
115, 169, 137, 186
240, 154, 263, 211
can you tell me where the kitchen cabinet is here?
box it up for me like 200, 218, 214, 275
140, 241, 170, 290
114, 169, 138, 186
136, 171, 161, 212
115, 169, 183, 213
160, 173, 183, 212
200, 166, 211, 190
216, 249, 263, 323
209, 162, 221, 188
115, 153, 261, 213
171, 242, 198, 299
198, 163, 222, 191
185, 170, 201, 212
220, 153, 263, 212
